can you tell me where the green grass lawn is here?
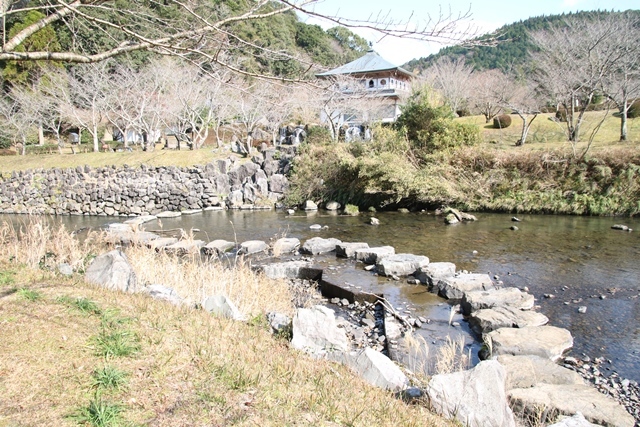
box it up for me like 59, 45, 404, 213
458, 111, 640, 153
0, 145, 243, 175
0, 112, 638, 175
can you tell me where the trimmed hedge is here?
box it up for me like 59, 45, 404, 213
493, 114, 512, 129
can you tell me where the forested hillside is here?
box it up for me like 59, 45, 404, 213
0, 2, 368, 81
404, 10, 640, 73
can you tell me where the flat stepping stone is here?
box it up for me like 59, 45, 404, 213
461, 287, 535, 315
336, 242, 370, 258
239, 240, 268, 254
415, 262, 456, 286
124, 215, 157, 225
509, 383, 635, 427
105, 223, 133, 232
469, 306, 549, 335
376, 253, 430, 277
272, 237, 300, 255
165, 240, 205, 253
204, 206, 225, 211
256, 260, 315, 280
487, 326, 573, 361
300, 237, 342, 255
181, 209, 203, 215
354, 246, 395, 264
156, 211, 182, 218
106, 230, 160, 245
202, 239, 235, 255
497, 355, 584, 390
437, 273, 494, 300
147, 237, 178, 250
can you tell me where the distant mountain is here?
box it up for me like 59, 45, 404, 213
404, 10, 640, 74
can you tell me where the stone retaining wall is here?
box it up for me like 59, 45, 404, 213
0, 149, 291, 216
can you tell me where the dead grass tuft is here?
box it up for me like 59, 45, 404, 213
124, 244, 294, 317
0, 264, 455, 427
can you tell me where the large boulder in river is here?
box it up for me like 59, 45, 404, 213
425, 360, 516, 427
300, 237, 341, 255
487, 326, 573, 361
415, 262, 456, 287
469, 306, 549, 336
85, 250, 137, 293
461, 287, 535, 315
354, 246, 395, 264
376, 254, 430, 277
292, 305, 348, 355
437, 273, 494, 300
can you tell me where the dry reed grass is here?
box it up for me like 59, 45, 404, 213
125, 244, 294, 317
0, 219, 456, 427
403, 332, 471, 378
0, 216, 103, 271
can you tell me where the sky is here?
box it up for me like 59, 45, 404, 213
298, 0, 640, 65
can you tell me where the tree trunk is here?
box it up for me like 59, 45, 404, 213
92, 125, 100, 152
620, 102, 628, 141
38, 123, 45, 145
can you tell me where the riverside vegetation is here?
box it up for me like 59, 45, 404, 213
286, 90, 640, 216
0, 217, 456, 427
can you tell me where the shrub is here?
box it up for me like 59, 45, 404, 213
493, 114, 512, 129
456, 108, 471, 117
305, 125, 332, 144
555, 108, 567, 122
395, 88, 480, 155
628, 100, 640, 119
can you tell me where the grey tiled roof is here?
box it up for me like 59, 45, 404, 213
316, 50, 413, 77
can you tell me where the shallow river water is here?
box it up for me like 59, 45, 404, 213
5, 210, 640, 381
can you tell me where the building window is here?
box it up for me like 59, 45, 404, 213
380, 79, 387, 86
368, 80, 374, 88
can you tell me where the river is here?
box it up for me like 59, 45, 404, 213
4, 209, 639, 381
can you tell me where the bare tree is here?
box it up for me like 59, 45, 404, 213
470, 69, 510, 123
424, 56, 473, 114
158, 59, 234, 150
598, 12, 640, 141
0, 1, 475, 81
58, 63, 111, 152
0, 86, 41, 154
529, 14, 625, 143
501, 79, 541, 146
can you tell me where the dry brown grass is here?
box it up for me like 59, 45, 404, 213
125, 244, 294, 317
0, 219, 456, 427
0, 279, 455, 426
0, 216, 104, 271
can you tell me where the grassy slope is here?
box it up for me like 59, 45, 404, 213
0, 147, 238, 175
458, 111, 640, 150
0, 264, 453, 427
